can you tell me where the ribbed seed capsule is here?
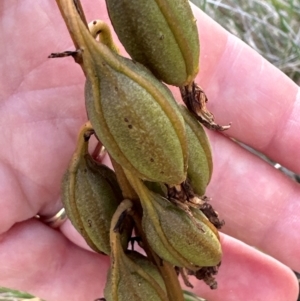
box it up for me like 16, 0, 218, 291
126, 172, 222, 269
105, 199, 168, 301
61, 124, 125, 255
57, 2, 188, 185
105, 251, 168, 301
84, 55, 188, 185
105, 0, 199, 86
180, 105, 213, 195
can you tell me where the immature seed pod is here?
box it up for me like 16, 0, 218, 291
58, 1, 188, 185
62, 125, 126, 255
84, 42, 188, 184
105, 0, 200, 86
84, 55, 188, 185
180, 105, 213, 195
126, 173, 222, 269
105, 251, 168, 301
106, 199, 168, 301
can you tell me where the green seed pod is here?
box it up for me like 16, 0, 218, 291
126, 173, 222, 269
83, 45, 188, 184
105, 0, 199, 86
58, 1, 188, 185
84, 56, 188, 185
180, 105, 213, 195
62, 125, 127, 255
106, 199, 168, 301
105, 251, 168, 301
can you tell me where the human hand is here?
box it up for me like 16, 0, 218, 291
0, 1, 299, 301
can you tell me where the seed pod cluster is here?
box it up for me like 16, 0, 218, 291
56, 0, 224, 300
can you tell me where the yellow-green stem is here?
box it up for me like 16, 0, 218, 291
88, 20, 119, 54
69, 121, 93, 173
55, 0, 88, 49
55, 0, 87, 69
111, 158, 138, 200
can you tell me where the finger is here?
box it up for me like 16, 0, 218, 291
192, 234, 299, 301
191, 5, 300, 174
60, 219, 93, 252
0, 1, 114, 233
206, 130, 300, 272
0, 0, 86, 233
0, 219, 108, 301
0, 220, 297, 301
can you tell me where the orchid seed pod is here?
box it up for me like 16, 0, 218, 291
105, 251, 168, 301
105, 0, 200, 87
57, 2, 188, 185
125, 172, 222, 269
61, 124, 127, 255
180, 105, 213, 195
84, 55, 188, 185
105, 199, 168, 301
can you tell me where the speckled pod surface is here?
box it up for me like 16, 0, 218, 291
105, 0, 200, 86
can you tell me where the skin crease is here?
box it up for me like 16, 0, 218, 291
0, 0, 299, 300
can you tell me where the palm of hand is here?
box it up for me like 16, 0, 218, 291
0, 1, 299, 301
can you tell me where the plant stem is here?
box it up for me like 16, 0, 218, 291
55, 0, 86, 49
69, 121, 93, 173
55, 0, 88, 68
72, 0, 88, 28
111, 158, 138, 200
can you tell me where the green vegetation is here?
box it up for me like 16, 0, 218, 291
0, 287, 44, 301
191, 0, 300, 83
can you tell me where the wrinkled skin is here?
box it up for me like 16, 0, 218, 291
0, 1, 299, 301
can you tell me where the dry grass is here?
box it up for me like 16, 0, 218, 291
0, 288, 204, 301
0, 287, 43, 301
191, 0, 300, 83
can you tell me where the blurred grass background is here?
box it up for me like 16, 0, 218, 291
1, 0, 299, 300
0, 288, 204, 301
0, 287, 44, 301
191, 0, 300, 83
